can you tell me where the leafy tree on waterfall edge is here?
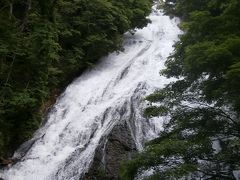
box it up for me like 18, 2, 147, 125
120, 0, 240, 179
0, 0, 153, 161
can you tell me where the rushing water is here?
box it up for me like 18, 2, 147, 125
0, 5, 181, 180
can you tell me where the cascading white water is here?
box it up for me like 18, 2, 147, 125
0, 5, 181, 180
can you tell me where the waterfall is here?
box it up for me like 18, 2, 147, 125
0, 5, 181, 180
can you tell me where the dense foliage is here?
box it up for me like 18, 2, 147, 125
0, 0, 152, 159
120, 0, 240, 179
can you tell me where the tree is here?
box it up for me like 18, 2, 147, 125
0, 0, 152, 160
120, 0, 240, 179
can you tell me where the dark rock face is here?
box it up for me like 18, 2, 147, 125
84, 119, 137, 180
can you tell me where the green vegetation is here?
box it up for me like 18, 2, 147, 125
0, 0, 152, 159
120, 0, 240, 179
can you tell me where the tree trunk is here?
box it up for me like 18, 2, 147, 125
9, 3, 13, 18
20, 0, 32, 31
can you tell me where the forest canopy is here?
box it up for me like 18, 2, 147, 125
0, 0, 152, 159
120, 0, 240, 179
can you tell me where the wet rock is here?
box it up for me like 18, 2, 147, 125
0, 157, 13, 166
12, 138, 36, 160
84, 119, 137, 180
